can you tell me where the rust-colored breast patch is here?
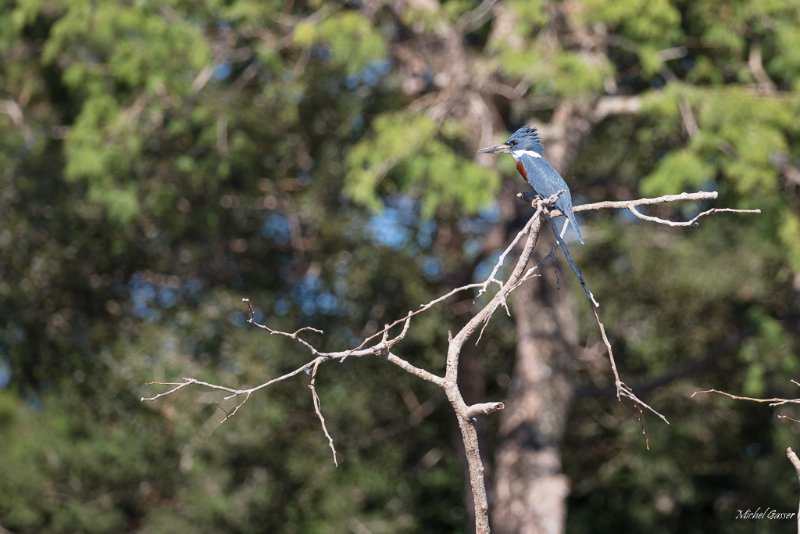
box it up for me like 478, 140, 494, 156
515, 160, 528, 181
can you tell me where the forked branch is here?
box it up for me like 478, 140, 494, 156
143, 190, 757, 534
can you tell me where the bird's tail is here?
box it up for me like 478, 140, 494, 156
564, 209, 584, 244
548, 218, 597, 308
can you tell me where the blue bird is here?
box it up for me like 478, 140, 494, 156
480, 126, 584, 244
481, 125, 598, 307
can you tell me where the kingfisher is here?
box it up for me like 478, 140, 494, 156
479, 126, 584, 244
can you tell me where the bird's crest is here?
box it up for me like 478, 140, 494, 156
507, 125, 544, 153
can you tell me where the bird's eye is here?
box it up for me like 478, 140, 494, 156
509, 140, 516, 146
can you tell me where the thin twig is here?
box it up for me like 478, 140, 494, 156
691, 388, 800, 407
141, 380, 195, 401
590, 307, 669, 424
222, 391, 252, 423
309, 359, 338, 466
635, 404, 651, 451
627, 206, 761, 227
478, 214, 540, 296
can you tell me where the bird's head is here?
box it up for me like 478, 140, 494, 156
479, 125, 544, 157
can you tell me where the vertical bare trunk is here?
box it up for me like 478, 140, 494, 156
493, 271, 577, 534
458, 345, 489, 533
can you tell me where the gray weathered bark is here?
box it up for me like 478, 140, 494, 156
493, 271, 578, 534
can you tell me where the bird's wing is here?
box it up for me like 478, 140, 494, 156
519, 155, 573, 212
522, 156, 585, 243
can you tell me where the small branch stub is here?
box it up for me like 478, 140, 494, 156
465, 402, 506, 419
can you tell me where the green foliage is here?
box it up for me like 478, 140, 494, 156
770, 20, 800, 89
484, 0, 619, 97
548, 52, 614, 97
507, 0, 549, 28
294, 11, 387, 75
43, 1, 209, 95
779, 211, 800, 272
581, 0, 682, 47
740, 309, 797, 396
346, 112, 439, 210
640, 148, 715, 195
683, 0, 800, 88
346, 113, 499, 216
62, 94, 142, 223
492, 36, 613, 98
1, 0, 799, 532
0, 389, 182, 533
640, 86, 800, 279
38, 1, 212, 223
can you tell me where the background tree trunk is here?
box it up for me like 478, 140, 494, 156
493, 269, 578, 534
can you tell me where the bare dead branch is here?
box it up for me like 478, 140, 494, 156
465, 402, 506, 418
563, 191, 761, 227
635, 403, 651, 451
362, 191, 758, 356
242, 298, 323, 354
141, 380, 195, 402
553, 191, 760, 226
478, 212, 541, 296
518, 196, 670, 422
446, 201, 546, 385
346, 283, 485, 356
309, 359, 338, 466
144, 189, 752, 534
222, 391, 252, 423
575, 191, 719, 210
393, 354, 444, 385
627, 206, 761, 227
691, 388, 800, 407
590, 307, 670, 424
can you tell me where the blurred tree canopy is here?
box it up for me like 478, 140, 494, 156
0, 0, 798, 532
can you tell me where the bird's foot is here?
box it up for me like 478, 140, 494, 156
515, 190, 565, 211
515, 192, 540, 208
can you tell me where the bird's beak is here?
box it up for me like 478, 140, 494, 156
478, 143, 511, 154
